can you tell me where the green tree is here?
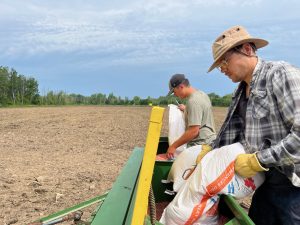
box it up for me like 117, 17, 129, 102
0, 67, 9, 105
132, 96, 141, 105
106, 93, 118, 104
9, 69, 18, 104
25, 78, 39, 104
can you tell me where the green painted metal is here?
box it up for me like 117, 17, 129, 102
224, 217, 242, 225
31, 136, 256, 225
34, 193, 108, 224
124, 174, 138, 225
152, 161, 173, 202
152, 137, 174, 202
223, 195, 255, 225
91, 147, 144, 225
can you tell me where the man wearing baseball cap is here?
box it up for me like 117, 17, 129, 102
208, 25, 300, 224
166, 73, 216, 159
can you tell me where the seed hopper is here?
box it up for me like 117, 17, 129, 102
28, 106, 255, 225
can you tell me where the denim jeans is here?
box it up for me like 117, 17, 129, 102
249, 168, 300, 225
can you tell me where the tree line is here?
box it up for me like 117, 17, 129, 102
0, 66, 39, 106
0, 66, 232, 107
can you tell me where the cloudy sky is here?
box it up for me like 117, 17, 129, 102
1, 0, 300, 98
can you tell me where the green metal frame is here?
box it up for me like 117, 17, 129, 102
29, 136, 256, 225
30, 148, 145, 225
32, 193, 108, 224
152, 160, 173, 202
91, 147, 144, 225
223, 195, 255, 225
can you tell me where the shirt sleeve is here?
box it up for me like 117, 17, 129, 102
257, 66, 300, 167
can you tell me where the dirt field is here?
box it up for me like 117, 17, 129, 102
0, 106, 227, 225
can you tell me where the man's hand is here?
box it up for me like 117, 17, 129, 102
166, 125, 199, 160
235, 153, 268, 178
178, 104, 185, 112
166, 145, 176, 159
196, 145, 212, 164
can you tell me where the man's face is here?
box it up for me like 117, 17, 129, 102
217, 48, 249, 83
173, 84, 184, 99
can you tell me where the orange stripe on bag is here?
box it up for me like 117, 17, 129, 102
206, 161, 235, 196
184, 160, 235, 225
184, 196, 209, 225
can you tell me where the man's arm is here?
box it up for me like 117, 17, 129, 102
256, 67, 300, 167
235, 66, 300, 178
166, 125, 199, 159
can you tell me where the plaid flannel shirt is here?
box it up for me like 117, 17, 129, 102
213, 58, 300, 187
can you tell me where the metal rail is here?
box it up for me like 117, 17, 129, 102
28, 193, 108, 225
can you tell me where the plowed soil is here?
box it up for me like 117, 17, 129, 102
0, 106, 227, 225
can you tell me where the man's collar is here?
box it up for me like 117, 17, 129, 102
250, 57, 263, 86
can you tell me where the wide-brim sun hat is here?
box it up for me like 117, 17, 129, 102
207, 25, 269, 72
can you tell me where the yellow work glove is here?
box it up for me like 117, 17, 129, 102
196, 145, 212, 164
234, 153, 268, 178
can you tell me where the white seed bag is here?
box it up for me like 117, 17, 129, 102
168, 104, 186, 157
167, 145, 203, 192
160, 142, 265, 225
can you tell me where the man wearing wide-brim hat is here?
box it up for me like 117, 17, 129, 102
206, 25, 300, 225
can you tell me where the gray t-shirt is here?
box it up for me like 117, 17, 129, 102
185, 90, 216, 147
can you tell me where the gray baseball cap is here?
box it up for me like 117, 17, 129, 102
167, 74, 186, 96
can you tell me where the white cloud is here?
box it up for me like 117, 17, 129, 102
1, 0, 300, 97
1, 0, 300, 67
0, 1, 202, 65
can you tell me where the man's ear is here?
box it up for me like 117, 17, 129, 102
243, 43, 253, 55
178, 83, 184, 89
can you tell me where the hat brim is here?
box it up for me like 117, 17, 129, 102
167, 88, 174, 96
207, 38, 268, 73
